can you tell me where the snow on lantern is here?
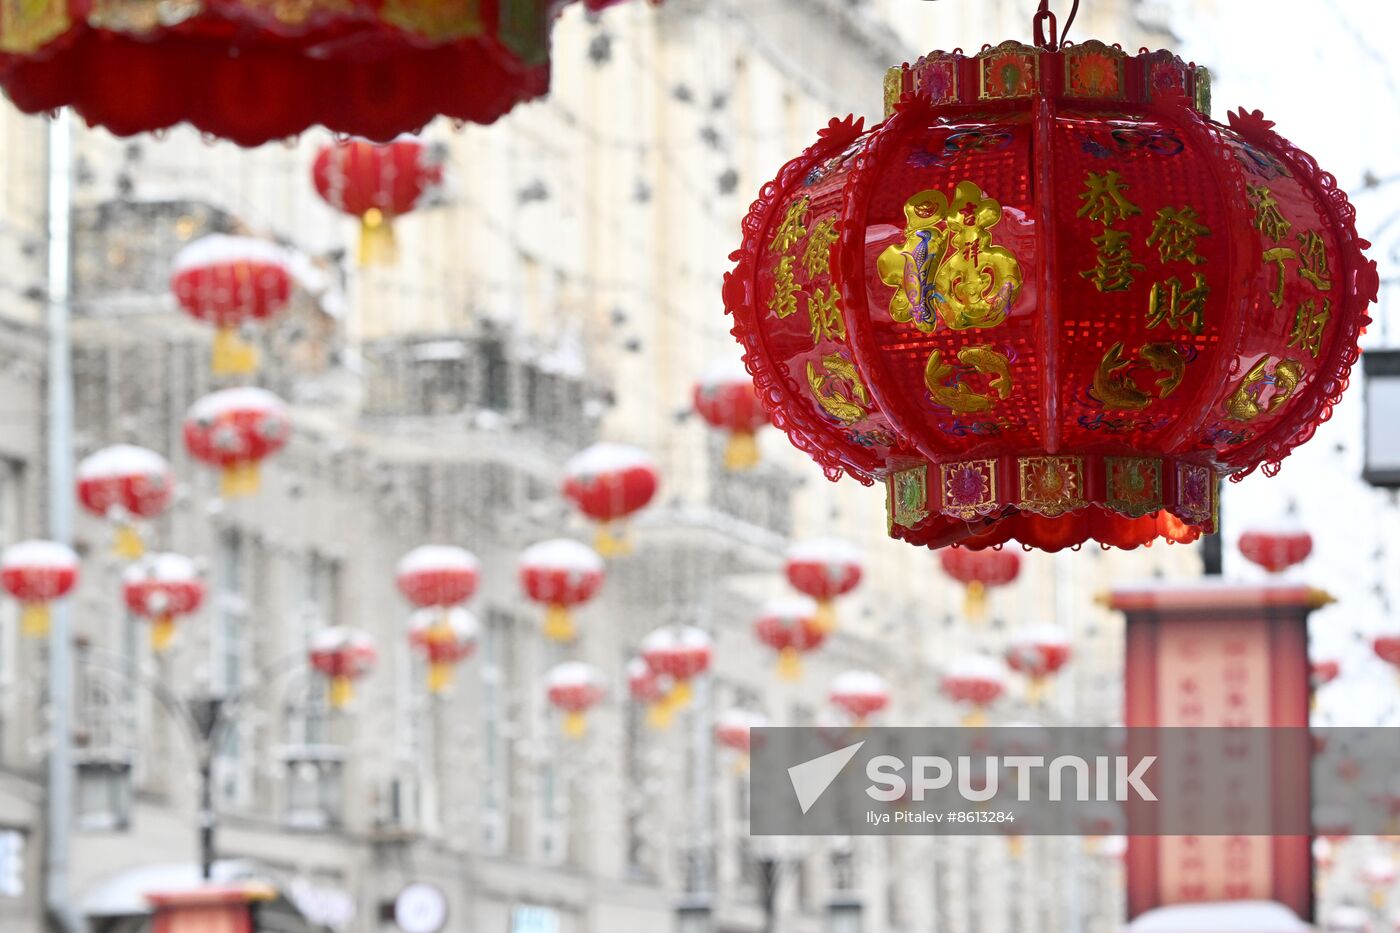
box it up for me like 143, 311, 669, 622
940, 655, 1008, 727
753, 595, 827, 680
939, 546, 1020, 619
409, 606, 478, 695
1004, 624, 1072, 702
784, 537, 863, 634
723, 33, 1377, 554
170, 235, 293, 375
562, 443, 659, 557
627, 656, 675, 729
1, 540, 79, 637
545, 661, 607, 739
76, 444, 173, 559
183, 387, 291, 497
640, 625, 712, 713
122, 553, 205, 651
694, 357, 769, 470
396, 545, 481, 611
1238, 520, 1314, 574
715, 708, 768, 770
311, 138, 444, 265
308, 627, 377, 710
829, 670, 890, 725
518, 539, 604, 643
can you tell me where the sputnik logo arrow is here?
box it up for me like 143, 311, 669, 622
788, 741, 864, 815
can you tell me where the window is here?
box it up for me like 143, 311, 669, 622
480, 611, 514, 854
212, 529, 250, 810
0, 830, 23, 897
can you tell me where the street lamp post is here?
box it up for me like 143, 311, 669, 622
1363, 348, 1400, 488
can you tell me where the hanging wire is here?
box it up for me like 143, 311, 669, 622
1033, 0, 1080, 50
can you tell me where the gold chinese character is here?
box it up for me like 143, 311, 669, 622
802, 217, 840, 279
1262, 246, 1299, 309
1287, 297, 1330, 357
1147, 274, 1210, 334
1081, 228, 1145, 293
1077, 170, 1142, 226
1147, 206, 1209, 265
770, 197, 810, 253
1295, 230, 1333, 291
1247, 185, 1291, 243
768, 256, 801, 319
807, 286, 845, 343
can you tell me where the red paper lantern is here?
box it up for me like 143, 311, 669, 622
694, 358, 769, 470
1005, 624, 1072, 701
396, 545, 481, 609
518, 539, 604, 643
640, 625, 712, 712
122, 553, 205, 652
829, 670, 890, 724
562, 443, 660, 557
1364, 857, 1397, 908
76, 444, 173, 559
171, 235, 293, 375
715, 708, 767, 769
940, 655, 1008, 726
724, 36, 1377, 553
1, 540, 79, 638
939, 547, 1021, 618
1310, 658, 1341, 690
627, 656, 674, 729
409, 607, 478, 694
784, 537, 863, 633
311, 139, 445, 265
545, 661, 607, 739
308, 626, 377, 709
1375, 633, 1400, 674
753, 596, 827, 680
0, 0, 643, 147
1238, 522, 1314, 574
183, 387, 291, 497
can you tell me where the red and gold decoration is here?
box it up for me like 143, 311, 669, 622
76, 444, 173, 559
1238, 521, 1314, 574
518, 538, 604, 643
183, 387, 291, 497
940, 546, 1020, 619
409, 606, 478, 694
545, 661, 607, 739
171, 235, 293, 374
312, 138, 444, 265
715, 708, 768, 771
122, 553, 205, 651
829, 670, 890, 725
396, 545, 481, 610
784, 537, 863, 633
694, 357, 769, 469
1, 540, 78, 637
639, 625, 712, 713
723, 35, 1377, 553
628, 656, 674, 729
0, 0, 642, 147
308, 626, 377, 709
753, 595, 826, 680
562, 443, 660, 557
939, 655, 1008, 727
1004, 623, 1072, 702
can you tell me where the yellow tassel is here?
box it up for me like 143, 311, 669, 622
563, 710, 587, 739
329, 676, 353, 710
20, 603, 50, 638
113, 524, 145, 560
724, 432, 760, 470
1373, 888, 1387, 910
646, 699, 675, 730
965, 581, 987, 621
211, 328, 259, 376
1026, 676, 1046, 705
776, 647, 802, 681
1008, 836, 1025, 860
543, 605, 576, 643
962, 708, 987, 728
667, 680, 693, 712
358, 208, 398, 266
732, 753, 750, 774
150, 616, 175, 652
427, 661, 454, 694
1310, 693, 1319, 713
812, 599, 837, 635
220, 462, 261, 498
594, 523, 631, 558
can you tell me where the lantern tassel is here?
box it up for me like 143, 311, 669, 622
646, 698, 676, 730
329, 675, 353, 710
667, 679, 694, 712
1372, 888, 1387, 910
150, 616, 175, 652
731, 753, 751, 774
211, 328, 259, 376
594, 522, 631, 558
964, 581, 988, 621
1026, 676, 1047, 705
543, 605, 576, 643
427, 661, 454, 694
776, 647, 802, 681
1008, 836, 1026, 860
812, 598, 837, 635
724, 432, 760, 470
563, 710, 587, 739
358, 208, 398, 266
113, 523, 145, 560
20, 603, 50, 638
962, 708, 987, 728
220, 462, 261, 498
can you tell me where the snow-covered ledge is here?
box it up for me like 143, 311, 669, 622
1127, 901, 1311, 933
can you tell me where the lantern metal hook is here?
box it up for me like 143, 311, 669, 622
1033, 0, 1079, 50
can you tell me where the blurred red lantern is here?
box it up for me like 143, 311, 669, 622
519, 539, 604, 643
1312, 838, 1334, 874
76, 444, 173, 559
640, 625, 712, 712
0, 0, 645, 146
784, 538, 863, 633
311, 139, 444, 265
1375, 633, 1400, 675
694, 358, 769, 470
409, 607, 478, 695
308, 626, 377, 709
715, 708, 768, 771
1238, 522, 1313, 574
940, 656, 1008, 726
545, 661, 607, 739
724, 36, 1377, 554
563, 443, 660, 557
183, 387, 291, 497
1, 540, 79, 637
627, 657, 674, 729
754, 596, 827, 680
1364, 856, 1397, 909
171, 235, 293, 375
829, 670, 890, 725
940, 547, 1020, 619
1005, 624, 1072, 701
122, 553, 205, 652
396, 545, 481, 609
1311, 658, 1341, 689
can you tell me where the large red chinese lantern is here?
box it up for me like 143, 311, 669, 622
518, 538, 604, 643
76, 444, 173, 559
171, 235, 293, 374
829, 670, 890, 725
640, 625, 712, 712
562, 443, 660, 557
753, 596, 827, 680
1238, 521, 1313, 574
545, 661, 607, 739
1, 541, 78, 637
308, 627, 377, 709
1004, 623, 1072, 701
0, 0, 642, 147
122, 553, 205, 651
723, 34, 1377, 553
939, 546, 1020, 618
694, 358, 769, 470
396, 545, 481, 610
311, 139, 444, 265
183, 387, 291, 497
409, 607, 478, 694
940, 655, 1008, 726
784, 537, 863, 633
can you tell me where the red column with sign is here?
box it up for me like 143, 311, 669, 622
1110, 582, 1330, 922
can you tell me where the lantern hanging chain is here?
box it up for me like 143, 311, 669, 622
1033, 0, 1080, 50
